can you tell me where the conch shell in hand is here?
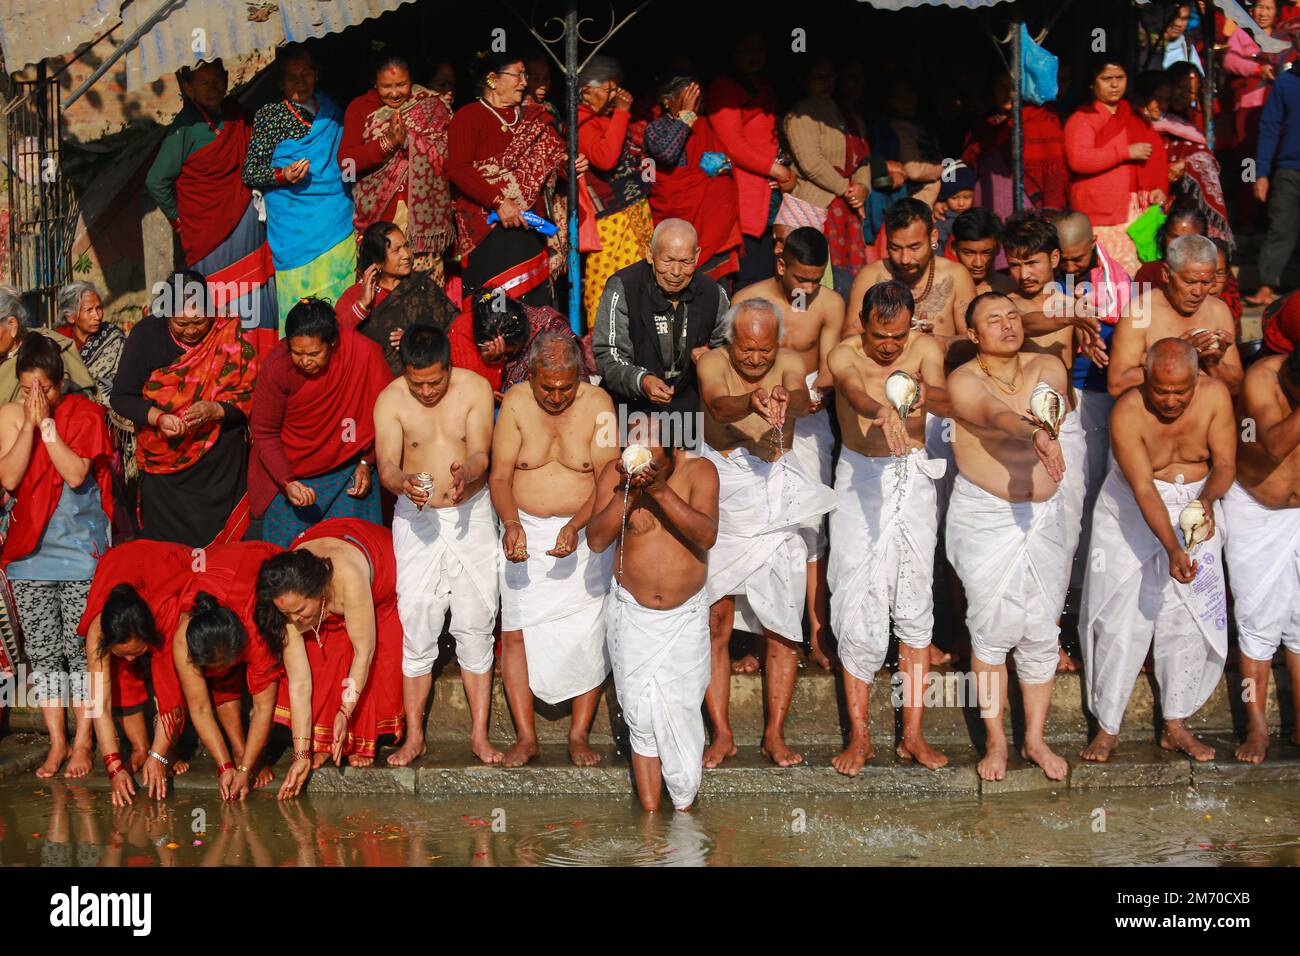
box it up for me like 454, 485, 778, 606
1178, 500, 1210, 553
884, 370, 920, 420
1029, 381, 1066, 440
622, 444, 653, 476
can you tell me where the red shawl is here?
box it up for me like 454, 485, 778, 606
351, 87, 454, 258
154, 540, 285, 739
247, 328, 392, 517
1094, 100, 1168, 195
962, 105, 1067, 209
647, 114, 743, 271
176, 100, 253, 265
452, 103, 567, 259
78, 540, 193, 714
136, 317, 258, 475
0, 394, 113, 569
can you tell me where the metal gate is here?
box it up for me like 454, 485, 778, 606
5, 65, 76, 328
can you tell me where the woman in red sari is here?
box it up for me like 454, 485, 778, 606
1063, 55, 1168, 276
166, 540, 285, 802
254, 517, 404, 798
80, 540, 193, 806
643, 75, 742, 284
339, 54, 454, 282
447, 51, 571, 309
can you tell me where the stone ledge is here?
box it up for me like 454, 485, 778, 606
32, 739, 1300, 799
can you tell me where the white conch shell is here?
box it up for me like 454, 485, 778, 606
622, 444, 653, 476
1178, 500, 1210, 553
884, 370, 920, 419
1188, 328, 1219, 352
414, 471, 434, 511
1029, 381, 1066, 439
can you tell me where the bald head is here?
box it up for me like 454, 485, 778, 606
1055, 212, 1094, 249
1144, 337, 1198, 380
650, 218, 698, 255
723, 298, 782, 344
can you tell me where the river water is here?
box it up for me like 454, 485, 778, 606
1, 780, 1296, 866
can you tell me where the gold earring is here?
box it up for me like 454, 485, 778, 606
488, 80, 496, 89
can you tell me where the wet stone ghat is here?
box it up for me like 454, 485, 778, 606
3, 666, 1298, 799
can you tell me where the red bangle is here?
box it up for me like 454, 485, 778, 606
102, 752, 122, 771
108, 765, 125, 779
217, 761, 236, 776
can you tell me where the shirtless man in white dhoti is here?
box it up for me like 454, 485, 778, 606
827, 279, 950, 775
1109, 234, 1244, 400
587, 424, 719, 811
732, 227, 844, 671
946, 292, 1071, 782
1226, 349, 1300, 762
1003, 212, 1090, 672
696, 299, 836, 768
1081, 339, 1235, 763
489, 332, 619, 767
375, 326, 499, 767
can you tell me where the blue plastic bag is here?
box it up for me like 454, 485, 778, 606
699, 151, 732, 177
1020, 24, 1058, 106
486, 209, 558, 237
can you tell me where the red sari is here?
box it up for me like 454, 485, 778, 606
77, 540, 193, 711
155, 541, 285, 741
272, 518, 404, 759
0, 394, 113, 569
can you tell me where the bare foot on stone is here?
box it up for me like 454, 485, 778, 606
808, 632, 835, 671
346, 755, 373, 769
386, 734, 427, 767
1234, 729, 1270, 764
897, 733, 948, 769
730, 654, 759, 675
501, 738, 539, 768
568, 737, 601, 767
702, 734, 737, 769
1022, 740, 1069, 780
1080, 730, 1119, 762
831, 737, 873, 776
471, 736, 503, 766
977, 741, 1007, 781
64, 745, 93, 779
761, 733, 803, 767
928, 645, 953, 666
1160, 720, 1215, 761
35, 741, 67, 779
1056, 645, 1081, 673
311, 753, 329, 770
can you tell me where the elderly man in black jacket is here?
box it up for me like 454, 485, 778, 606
592, 218, 730, 444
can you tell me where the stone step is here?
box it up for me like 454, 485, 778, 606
39, 736, 1300, 799
420, 662, 1289, 749
5, 662, 1291, 751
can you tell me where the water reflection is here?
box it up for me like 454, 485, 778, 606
1, 782, 1296, 867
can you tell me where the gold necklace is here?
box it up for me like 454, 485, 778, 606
977, 353, 1022, 394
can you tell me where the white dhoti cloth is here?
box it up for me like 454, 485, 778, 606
1223, 481, 1300, 662
606, 584, 710, 810
924, 413, 956, 525
500, 510, 613, 704
1071, 387, 1115, 590
1081, 471, 1228, 735
1059, 405, 1087, 563
790, 408, 835, 559
702, 443, 838, 642
394, 488, 500, 676
945, 474, 1069, 684
828, 448, 946, 684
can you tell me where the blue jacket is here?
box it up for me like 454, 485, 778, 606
1257, 69, 1300, 180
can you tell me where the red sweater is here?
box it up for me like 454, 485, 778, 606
1063, 101, 1167, 226
447, 101, 548, 251
705, 75, 779, 238
338, 89, 401, 225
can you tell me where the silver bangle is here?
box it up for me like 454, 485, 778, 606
148, 749, 169, 767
